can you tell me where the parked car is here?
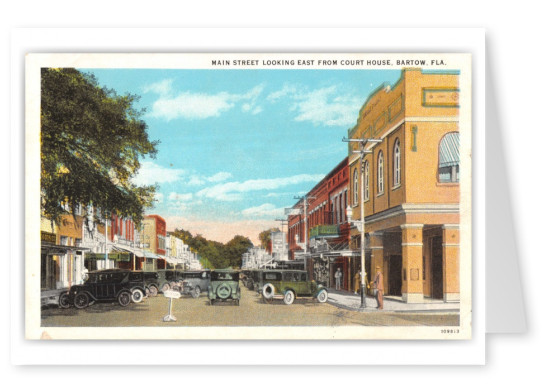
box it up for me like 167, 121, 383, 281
141, 271, 161, 297
181, 270, 211, 298
208, 269, 241, 305
242, 269, 264, 291
62, 269, 148, 309
156, 269, 185, 292
259, 270, 328, 305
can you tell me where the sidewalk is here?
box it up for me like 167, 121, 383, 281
326, 288, 460, 313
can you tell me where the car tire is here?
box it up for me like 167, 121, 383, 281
149, 285, 158, 297
283, 290, 295, 305
235, 299, 240, 306
59, 292, 71, 309
317, 289, 328, 303
118, 291, 131, 307
192, 286, 201, 298
217, 283, 231, 299
161, 283, 170, 292
131, 289, 144, 303
209, 299, 214, 306
262, 283, 275, 300
74, 292, 89, 309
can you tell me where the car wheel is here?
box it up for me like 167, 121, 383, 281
58, 292, 71, 309
161, 283, 170, 292
262, 283, 275, 300
283, 290, 295, 305
118, 291, 131, 307
209, 299, 214, 306
131, 289, 144, 303
149, 285, 158, 297
191, 286, 201, 298
317, 289, 328, 303
235, 299, 240, 306
74, 292, 89, 309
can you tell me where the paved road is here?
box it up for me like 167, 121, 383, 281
41, 283, 459, 328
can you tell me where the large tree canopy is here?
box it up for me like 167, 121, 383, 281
41, 68, 158, 224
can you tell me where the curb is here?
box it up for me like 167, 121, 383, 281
327, 299, 461, 314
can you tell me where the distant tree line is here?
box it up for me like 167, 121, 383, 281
171, 229, 253, 269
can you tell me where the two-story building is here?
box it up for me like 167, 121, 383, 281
287, 158, 353, 289
348, 68, 461, 303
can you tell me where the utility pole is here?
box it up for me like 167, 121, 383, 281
294, 195, 316, 272
343, 136, 382, 309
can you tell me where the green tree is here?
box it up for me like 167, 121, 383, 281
41, 68, 158, 225
225, 235, 253, 268
258, 228, 278, 250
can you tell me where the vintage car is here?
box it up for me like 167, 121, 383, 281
61, 269, 148, 309
141, 271, 161, 297
259, 270, 328, 305
208, 269, 241, 305
181, 270, 211, 298
156, 269, 185, 292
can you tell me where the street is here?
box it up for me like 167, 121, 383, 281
41, 283, 459, 328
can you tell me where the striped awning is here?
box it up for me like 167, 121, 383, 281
439, 132, 460, 168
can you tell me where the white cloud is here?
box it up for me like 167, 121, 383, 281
146, 82, 265, 121
267, 84, 297, 101
268, 83, 362, 127
241, 203, 284, 217
196, 173, 324, 202
207, 171, 232, 182
167, 192, 194, 211
143, 79, 173, 95
132, 162, 186, 186
292, 86, 362, 127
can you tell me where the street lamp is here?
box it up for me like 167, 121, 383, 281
344, 136, 381, 309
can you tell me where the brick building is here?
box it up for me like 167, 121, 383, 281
287, 158, 354, 290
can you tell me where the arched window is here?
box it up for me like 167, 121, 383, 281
438, 132, 460, 183
364, 161, 369, 201
353, 168, 359, 205
377, 151, 384, 194
393, 139, 401, 186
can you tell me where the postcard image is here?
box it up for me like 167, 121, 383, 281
26, 53, 472, 340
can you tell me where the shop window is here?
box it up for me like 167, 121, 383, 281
377, 151, 384, 195
438, 132, 460, 183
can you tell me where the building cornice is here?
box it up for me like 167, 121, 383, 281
364, 203, 460, 225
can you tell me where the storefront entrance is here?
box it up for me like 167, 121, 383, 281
431, 236, 444, 299
388, 255, 402, 296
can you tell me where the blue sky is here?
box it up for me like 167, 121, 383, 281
81, 68, 402, 243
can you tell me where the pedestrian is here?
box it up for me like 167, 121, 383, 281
81, 266, 89, 284
354, 271, 360, 295
371, 266, 384, 309
334, 267, 342, 290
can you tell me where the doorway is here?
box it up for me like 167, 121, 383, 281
431, 236, 443, 299
388, 255, 402, 296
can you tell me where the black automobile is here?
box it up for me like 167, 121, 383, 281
60, 269, 148, 309
138, 271, 161, 297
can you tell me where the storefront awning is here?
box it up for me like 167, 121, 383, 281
143, 251, 160, 259
112, 244, 145, 257
41, 242, 90, 255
